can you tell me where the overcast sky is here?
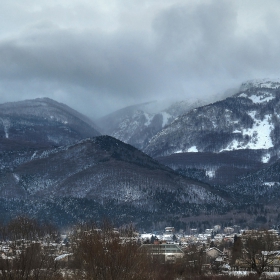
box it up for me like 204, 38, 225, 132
1, 0, 280, 119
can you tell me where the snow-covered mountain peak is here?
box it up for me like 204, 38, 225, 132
144, 79, 280, 158
237, 79, 280, 104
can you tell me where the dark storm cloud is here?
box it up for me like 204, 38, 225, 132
152, 0, 280, 80
0, 0, 280, 118
0, 25, 163, 116
0, 29, 153, 93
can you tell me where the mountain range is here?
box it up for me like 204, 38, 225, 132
1, 79, 280, 229
0, 98, 226, 227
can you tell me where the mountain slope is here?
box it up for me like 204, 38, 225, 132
144, 79, 280, 159
222, 158, 280, 204
0, 97, 100, 148
97, 100, 204, 150
156, 149, 266, 185
0, 136, 227, 226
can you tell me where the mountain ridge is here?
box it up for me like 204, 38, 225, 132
144, 79, 280, 158
0, 97, 100, 148
2, 84, 280, 228
96, 99, 205, 150
0, 135, 227, 226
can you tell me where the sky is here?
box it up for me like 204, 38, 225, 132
1, 0, 280, 119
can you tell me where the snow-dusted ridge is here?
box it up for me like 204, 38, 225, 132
0, 134, 228, 226
0, 97, 100, 147
144, 78, 280, 158
97, 99, 206, 150
238, 92, 275, 104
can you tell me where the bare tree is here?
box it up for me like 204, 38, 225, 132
235, 230, 279, 277
71, 221, 154, 280
0, 216, 63, 280
7, 216, 42, 241
183, 244, 206, 277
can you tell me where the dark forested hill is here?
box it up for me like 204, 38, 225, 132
156, 149, 267, 185
222, 158, 280, 204
0, 135, 227, 227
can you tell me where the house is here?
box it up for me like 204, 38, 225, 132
205, 247, 228, 270
206, 247, 223, 260
140, 243, 184, 263
165, 227, 175, 233
262, 251, 280, 272
190, 228, 198, 235
234, 251, 280, 273
224, 227, 234, 234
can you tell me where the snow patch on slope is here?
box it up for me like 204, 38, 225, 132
206, 170, 215, 179
221, 112, 273, 152
262, 153, 271, 163
174, 146, 198, 153
145, 111, 172, 128
238, 91, 275, 103
31, 151, 37, 160
243, 112, 273, 149
221, 140, 240, 151
144, 112, 153, 126
161, 112, 172, 127
1, 119, 10, 138
263, 182, 279, 187
248, 94, 275, 104
239, 93, 247, 98
188, 146, 198, 152
13, 173, 20, 183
